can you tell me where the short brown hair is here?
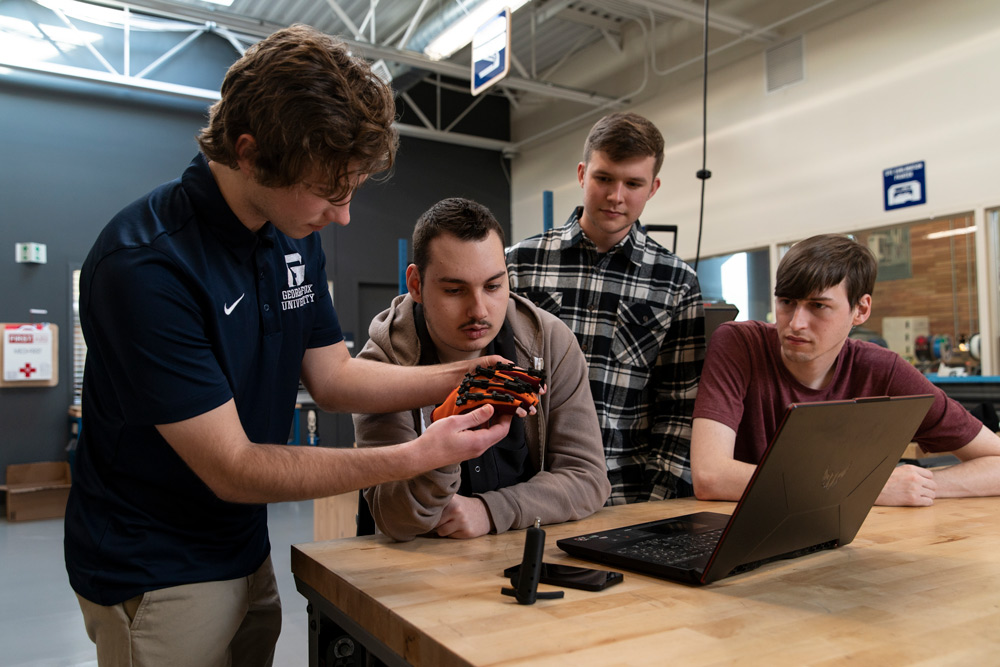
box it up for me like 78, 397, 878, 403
197, 24, 398, 200
775, 234, 877, 307
413, 198, 505, 279
583, 111, 664, 176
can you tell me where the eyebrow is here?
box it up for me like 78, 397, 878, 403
592, 169, 648, 184
437, 270, 507, 285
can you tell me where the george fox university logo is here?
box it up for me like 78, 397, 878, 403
281, 253, 315, 311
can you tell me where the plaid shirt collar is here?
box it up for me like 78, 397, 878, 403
563, 206, 647, 268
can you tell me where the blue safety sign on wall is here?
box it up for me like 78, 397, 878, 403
883, 161, 926, 211
471, 8, 511, 96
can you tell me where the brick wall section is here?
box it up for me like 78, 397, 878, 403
856, 214, 978, 344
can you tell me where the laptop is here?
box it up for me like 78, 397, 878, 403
558, 394, 935, 585
703, 302, 739, 341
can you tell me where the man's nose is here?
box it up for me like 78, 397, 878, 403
789, 305, 808, 329
607, 182, 625, 202
468, 291, 489, 319
326, 203, 351, 226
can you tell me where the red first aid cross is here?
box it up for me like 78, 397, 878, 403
20, 363, 37, 378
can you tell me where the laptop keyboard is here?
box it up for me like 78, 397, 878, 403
612, 528, 723, 566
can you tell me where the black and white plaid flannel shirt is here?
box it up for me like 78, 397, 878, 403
506, 208, 705, 504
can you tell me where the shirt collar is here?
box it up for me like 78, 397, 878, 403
181, 153, 274, 263
565, 206, 646, 267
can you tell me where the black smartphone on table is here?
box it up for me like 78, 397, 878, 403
504, 562, 624, 591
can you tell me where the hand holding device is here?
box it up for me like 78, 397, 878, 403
433, 363, 545, 423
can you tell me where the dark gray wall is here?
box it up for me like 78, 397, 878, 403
0, 53, 510, 483
0, 76, 211, 482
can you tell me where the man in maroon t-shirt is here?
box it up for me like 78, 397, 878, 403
691, 234, 1000, 507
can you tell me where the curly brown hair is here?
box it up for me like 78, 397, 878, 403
197, 24, 398, 200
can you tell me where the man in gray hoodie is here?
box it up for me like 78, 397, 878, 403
353, 198, 611, 540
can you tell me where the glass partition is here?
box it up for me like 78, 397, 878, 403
855, 214, 977, 374
695, 248, 771, 322
779, 215, 979, 374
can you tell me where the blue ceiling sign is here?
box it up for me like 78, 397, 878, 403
471, 8, 511, 96
883, 161, 926, 211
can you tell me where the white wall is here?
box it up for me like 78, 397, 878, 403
510, 0, 1000, 260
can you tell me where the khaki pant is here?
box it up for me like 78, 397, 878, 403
76, 555, 281, 667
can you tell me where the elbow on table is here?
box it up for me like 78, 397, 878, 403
371, 509, 421, 542
369, 496, 434, 543
692, 468, 731, 501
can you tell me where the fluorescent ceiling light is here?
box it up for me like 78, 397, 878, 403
0, 15, 103, 62
202, 0, 236, 6
926, 227, 976, 240
424, 0, 529, 61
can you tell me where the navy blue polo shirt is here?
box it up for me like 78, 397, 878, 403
65, 154, 342, 605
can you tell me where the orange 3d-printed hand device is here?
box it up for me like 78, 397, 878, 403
432, 363, 545, 422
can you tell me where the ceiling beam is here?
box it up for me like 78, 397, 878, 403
554, 7, 624, 34
93, 0, 622, 107
347, 40, 621, 107
0, 55, 516, 154
534, 0, 576, 24
322, 0, 363, 40
622, 0, 778, 41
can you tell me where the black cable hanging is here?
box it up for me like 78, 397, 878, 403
693, 0, 711, 273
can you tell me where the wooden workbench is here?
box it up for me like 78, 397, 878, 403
293, 497, 1000, 666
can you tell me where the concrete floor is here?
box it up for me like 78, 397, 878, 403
0, 500, 314, 667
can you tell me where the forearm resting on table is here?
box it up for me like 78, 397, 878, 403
932, 454, 1000, 498
875, 425, 1000, 506
930, 425, 1000, 499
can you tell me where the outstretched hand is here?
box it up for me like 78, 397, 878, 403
417, 404, 513, 471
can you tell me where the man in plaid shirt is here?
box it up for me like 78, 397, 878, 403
506, 112, 705, 504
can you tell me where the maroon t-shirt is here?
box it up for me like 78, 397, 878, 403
693, 321, 982, 464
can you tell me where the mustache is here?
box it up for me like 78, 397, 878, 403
461, 319, 491, 329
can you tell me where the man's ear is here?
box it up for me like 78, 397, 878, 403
577, 161, 586, 187
234, 134, 258, 174
405, 264, 423, 303
647, 176, 661, 200
852, 294, 872, 326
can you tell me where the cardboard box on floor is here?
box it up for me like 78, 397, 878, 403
0, 461, 71, 522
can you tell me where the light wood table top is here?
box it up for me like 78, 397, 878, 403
292, 497, 1000, 666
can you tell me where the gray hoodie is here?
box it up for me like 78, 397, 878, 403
353, 292, 610, 541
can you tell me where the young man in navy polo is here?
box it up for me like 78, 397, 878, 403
65, 25, 516, 667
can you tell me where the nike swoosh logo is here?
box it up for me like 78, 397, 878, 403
224, 293, 245, 316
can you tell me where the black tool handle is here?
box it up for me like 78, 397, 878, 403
500, 518, 563, 604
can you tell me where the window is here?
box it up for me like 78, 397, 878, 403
779, 215, 980, 374
857, 215, 978, 374
696, 248, 771, 322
